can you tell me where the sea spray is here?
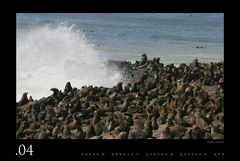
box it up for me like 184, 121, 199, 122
17, 22, 122, 101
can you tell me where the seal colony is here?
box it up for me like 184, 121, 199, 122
16, 54, 224, 139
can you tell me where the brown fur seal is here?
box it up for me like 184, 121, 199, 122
17, 92, 29, 106
50, 88, 59, 96
63, 82, 72, 95
29, 96, 34, 102
195, 112, 209, 129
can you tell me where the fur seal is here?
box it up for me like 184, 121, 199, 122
70, 125, 86, 139
63, 82, 72, 95
102, 132, 115, 139
29, 96, 34, 102
152, 126, 171, 139
17, 92, 29, 106
50, 88, 59, 96
113, 82, 123, 93
116, 131, 127, 139
36, 129, 49, 139
195, 112, 209, 129
140, 53, 148, 66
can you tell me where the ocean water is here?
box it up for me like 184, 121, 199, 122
16, 13, 224, 101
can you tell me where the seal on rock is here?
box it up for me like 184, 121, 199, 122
17, 92, 29, 106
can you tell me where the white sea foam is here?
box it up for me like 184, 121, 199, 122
17, 22, 122, 101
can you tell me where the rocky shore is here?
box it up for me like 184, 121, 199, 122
16, 54, 224, 139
